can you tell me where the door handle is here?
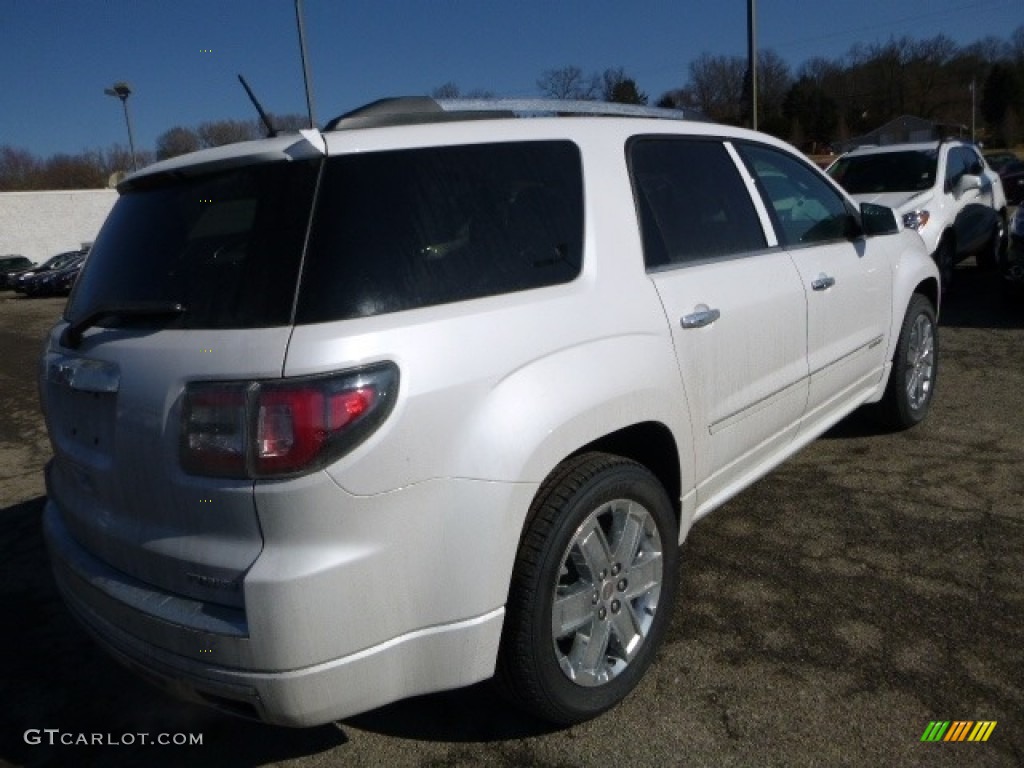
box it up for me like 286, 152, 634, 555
681, 305, 721, 329
811, 274, 836, 291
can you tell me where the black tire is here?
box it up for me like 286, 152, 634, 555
878, 294, 938, 430
975, 218, 1004, 271
934, 237, 954, 294
495, 452, 679, 724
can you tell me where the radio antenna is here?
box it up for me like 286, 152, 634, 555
237, 74, 278, 137
295, 0, 318, 130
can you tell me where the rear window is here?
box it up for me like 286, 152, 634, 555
67, 159, 320, 329
295, 141, 583, 324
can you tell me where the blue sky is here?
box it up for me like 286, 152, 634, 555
1, 0, 1018, 158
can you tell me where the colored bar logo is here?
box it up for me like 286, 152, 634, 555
921, 721, 996, 742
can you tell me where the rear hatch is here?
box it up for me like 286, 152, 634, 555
41, 138, 322, 608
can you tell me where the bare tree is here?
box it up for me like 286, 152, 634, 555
905, 35, 958, 118
757, 49, 793, 132
428, 82, 495, 100
432, 81, 461, 99
0, 146, 42, 191
155, 126, 201, 161
537, 66, 600, 100
196, 119, 259, 149
39, 153, 106, 190
797, 57, 842, 86
98, 144, 152, 178
687, 53, 746, 122
783, 77, 839, 148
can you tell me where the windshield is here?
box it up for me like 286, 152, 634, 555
828, 150, 937, 195
67, 159, 320, 330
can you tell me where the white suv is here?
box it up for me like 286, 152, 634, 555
827, 140, 1008, 291
40, 98, 939, 727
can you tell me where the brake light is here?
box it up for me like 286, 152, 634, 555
181, 363, 398, 478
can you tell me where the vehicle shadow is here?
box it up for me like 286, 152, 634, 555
341, 684, 559, 742
939, 262, 1024, 330
0, 495, 553, 767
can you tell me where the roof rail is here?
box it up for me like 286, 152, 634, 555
324, 96, 707, 131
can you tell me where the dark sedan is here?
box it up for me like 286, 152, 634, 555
1004, 206, 1024, 297
999, 161, 1024, 206
986, 152, 1024, 206
11, 249, 86, 294
22, 254, 87, 297
0, 255, 36, 289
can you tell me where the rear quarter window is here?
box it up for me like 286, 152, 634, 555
295, 141, 584, 323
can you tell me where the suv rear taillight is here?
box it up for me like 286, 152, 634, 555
181, 363, 399, 478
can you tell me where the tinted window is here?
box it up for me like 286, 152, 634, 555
629, 139, 767, 268
946, 146, 983, 186
965, 147, 984, 176
945, 147, 969, 187
740, 144, 853, 246
828, 150, 937, 194
295, 141, 583, 323
67, 160, 320, 329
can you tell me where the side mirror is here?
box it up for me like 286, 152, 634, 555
859, 203, 898, 236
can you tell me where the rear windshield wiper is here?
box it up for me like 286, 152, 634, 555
61, 302, 186, 349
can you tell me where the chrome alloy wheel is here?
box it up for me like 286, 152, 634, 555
551, 498, 664, 687
905, 312, 935, 411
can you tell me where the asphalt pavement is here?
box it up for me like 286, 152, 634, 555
1, 260, 1021, 767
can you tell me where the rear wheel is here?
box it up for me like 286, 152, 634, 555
496, 452, 678, 724
878, 294, 937, 430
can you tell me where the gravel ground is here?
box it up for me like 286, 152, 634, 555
1, 260, 1021, 768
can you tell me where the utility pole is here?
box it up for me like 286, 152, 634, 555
970, 78, 976, 142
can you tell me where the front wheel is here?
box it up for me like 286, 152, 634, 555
934, 237, 955, 294
878, 294, 938, 430
976, 217, 1005, 271
496, 452, 679, 724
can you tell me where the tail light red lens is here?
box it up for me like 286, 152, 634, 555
181, 363, 398, 478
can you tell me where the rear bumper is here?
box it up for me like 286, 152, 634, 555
51, 549, 502, 726
42, 471, 530, 726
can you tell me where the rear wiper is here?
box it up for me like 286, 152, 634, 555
61, 302, 186, 349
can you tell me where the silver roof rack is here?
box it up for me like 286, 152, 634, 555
324, 97, 707, 131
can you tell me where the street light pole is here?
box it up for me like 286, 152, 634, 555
104, 81, 138, 172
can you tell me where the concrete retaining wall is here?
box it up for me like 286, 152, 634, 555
0, 189, 118, 264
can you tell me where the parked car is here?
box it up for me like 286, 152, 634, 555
0, 255, 35, 289
40, 97, 939, 728
828, 140, 1008, 291
23, 253, 87, 297
1000, 160, 1024, 206
12, 249, 87, 294
984, 150, 1018, 169
1004, 206, 1024, 297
